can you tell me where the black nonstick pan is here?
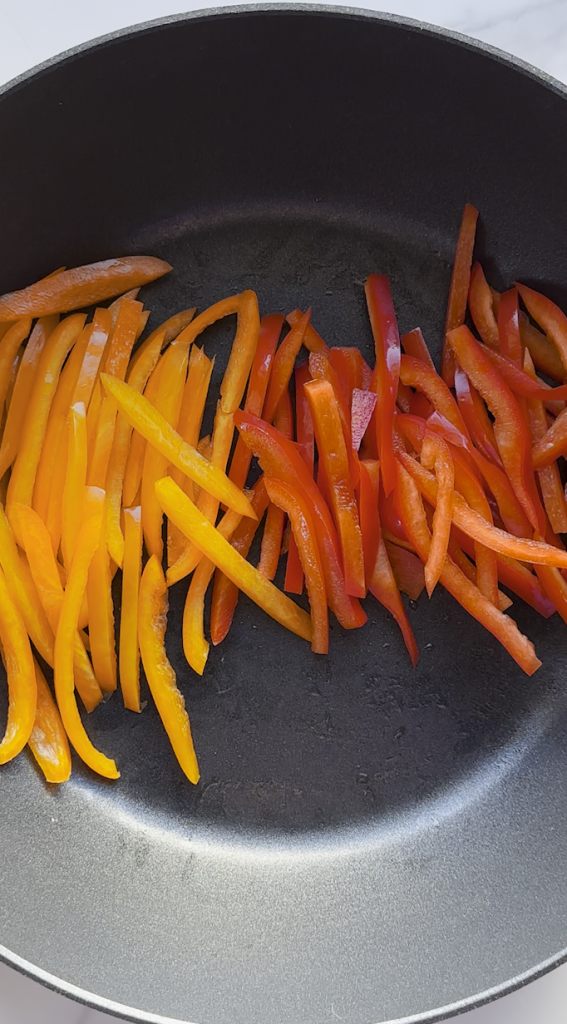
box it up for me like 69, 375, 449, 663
1, 6, 567, 1023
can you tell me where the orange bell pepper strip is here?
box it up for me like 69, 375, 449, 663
0, 504, 55, 666
141, 339, 190, 560
309, 351, 360, 486
262, 311, 310, 424
523, 350, 567, 534
532, 559, 567, 627
365, 274, 401, 495
441, 202, 479, 385
419, 432, 454, 596
358, 458, 381, 591
0, 564, 37, 765
284, 362, 315, 594
13, 503, 102, 712
304, 378, 366, 598
183, 507, 243, 674
468, 262, 499, 350
6, 313, 86, 537
27, 659, 72, 783
286, 310, 330, 355
72, 308, 112, 409
107, 287, 140, 326
0, 316, 32, 411
54, 497, 119, 779
229, 313, 282, 489
235, 411, 366, 628
138, 555, 199, 784
61, 403, 88, 570
105, 333, 163, 568
498, 288, 522, 366
156, 477, 312, 644
210, 477, 270, 645
401, 327, 435, 369
394, 459, 541, 675
265, 477, 328, 654
0, 315, 58, 480
383, 540, 425, 601
258, 390, 293, 580
519, 311, 565, 383
119, 506, 143, 712
516, 282, 567, 376
87, 495, 117, 694
369, 535, 419, 667
0, 256, 171, 321
100, 373, 256, 520
122, 345, 165, 507
129, 308, 196, 373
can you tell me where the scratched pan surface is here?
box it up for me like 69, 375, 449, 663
1, 6, 567, 1024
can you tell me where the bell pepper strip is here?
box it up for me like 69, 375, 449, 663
183, 508, 243, 675
107, 287, 140, 327
516, 282, 567, 376
99, 374, 256, 520
480, 344, 567, 402
396, 381, 412, 414
156, 477, 312, 646
0, 256, 171, 321
304, 378, 366, 598
351, 389, 377, 452
0, 315, 58, 479
329, 347, 364, 406
265, 478, 328, 654
105, 333, 163, 568
86, 496, 117, 694
119, 506, 143, 712
395, 459, 541, 675
14, 502, 102, 712
383, 541, 425, 600
401, 327, 435, 369
129, 308, 196, 373
141, 339, 189, 559
534, 555, 567, 625
369, 536, 418, 667
6, 313, 86, 537
498, 288, 522, 366
286, 310, 330, 355
365, 274, 401, 495
400, 355, 470, 437
0, 504, 55, 666
258, 391, 293, 580
0, 564, 37, 764
122, 351, 164, 507
454, 526, 555, 618
531, 406, 567, 468
138, 556, 199, 783
0, 317, 32, 412
72, 308, 112, 409
454, 366, 503, 468
295, 361, 316, 470
27, 659, 71, 783
262, 310, 310, 424
448, 325, 546, 533
519, 311, 565, 382
61, 403, 88, 570
441, 202, 479, 385
210, 477, 270, 645
468, 262, 500, 349
308, 351, 360, 486
229, 313, 282, 490
522, 349, 567, 534
357, 458, 381, 591
420, 432, 454, 596
55, 502, 120, 779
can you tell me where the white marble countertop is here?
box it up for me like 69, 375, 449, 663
1, 1, 567, 1023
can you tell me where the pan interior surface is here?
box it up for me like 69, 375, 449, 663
1, 8, 567, 1024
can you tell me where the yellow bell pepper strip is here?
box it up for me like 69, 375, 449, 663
304, 378, 366, 599
100, 374, 256, 521
0, 564, 37, 764
516, 281, 567, 376
365, 274, 401, 496
183, 507, 243, 675
441, 202, 479, 386
0, 316, 32, 410
369, 536, 418, 667
13, 503, 103, 712
138, 555, 199, 783
286, 310, 330, 355
257, 390, 294, 580
5, 346, 23, 414
0, 256, 172, 321
72, 308, 112, 409
61, 403, 88, 570
129, 308, 196, 374
523, 350, 567, 534
0, 315, 58, 479
6, 313, 86, 537
420, 431, 454, 597
0, 504, 55, 666
265, 478, 328, 654
87, 496, 117, 694
105, 333, 163, 568
468, 262, 500, 349
262, 310, 310, 424
141, 339, 190, 559
156, 477, 312, 644
119, 506, 143, 712
519, 310, 565, 383
28, 659, 71, 784
54, 498, 119, 779
394, 459, 541, 676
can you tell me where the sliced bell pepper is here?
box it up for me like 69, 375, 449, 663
262, 310, 310, 424
365, 274, 401, 495
401, 327, 435, 368
454, 527, 555, 618
0, 504, 55, 667
368, 536, 418, 667
122, 349, 164, 506
383, 541, 425, 600
498, 288, 522, 366
400, 355, 469, 437
0, 314, 58, 479
129, 308, 196, 373
481, 345, 567, 402
519, 311, 565, 382
308, 351, 360, 486
0, 256, 171, 321
284, 361, 314, 594
138, 555, 199, 783
86, 493, 117, 694
0, 563, 37, 765
533, 561, 567, 626
531, 407, 567, 468
286, 310, 330, 354
258, 390, 293, 580
54, 496, 119, 779
27, 658, 71, 783
379, 484, 411, 547
61, 402, 88, 571
229, 313, 282, 490
119, 506, 143, 712
329, 347, 364, 406
441, 202, 479, 385
304, 378, 366, 598
0, 317, 32, 412
468, 262, 499, 349
265, 478, 328, 654
454, 366, 503, 468
351, 389, 377, 453
107, 287, 140, 326
522, 350, 567, 534
420, 432, 454, 596
72, 308, 112, 409
516, 282, 567, 376
358, 458, 381, 591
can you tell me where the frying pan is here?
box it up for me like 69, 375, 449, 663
1, 5, 567, 1023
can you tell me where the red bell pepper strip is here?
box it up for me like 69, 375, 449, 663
468, 262, 500, 349
519, 311, 565, 382
442, 203, 479, 385
531, 407, 567, 468
351, 389, 377, 452
454, 366, 503, 467
454, 527, 555, 618
229, 313, 282, 489
409, 392, 433, 419
480, 345, 567, 402
265, 478, 328, 654
258, 390, 293, 580
284, 362, 314, 594
329, 347, 364, 405
379, 485, 409, 546
369, 536, 418, 667
400, 355, 468, 436
304, 378, 366, 598
498, 288, 522, 366
262, 310, 310, 424
234, 411, 366, 628
365, 274, 401, 495
419, 432, 454, 596
358, 458, 381, 590
394, 459, 541, 675
383, 540, 425, 600
401, 327, 435, 369
523, 350, 567, 534
533, 562, 567, 626
396, 381, 413, 414
516, 282, 567, 376
286, 310, 330, 355
448, 325, 546, 534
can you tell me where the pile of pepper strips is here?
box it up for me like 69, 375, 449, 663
1, 210, 567, 786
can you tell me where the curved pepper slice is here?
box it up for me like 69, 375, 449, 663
0, 564, 36, 764
400, 355, 469, 437
100, 374, 256, 520
420, 432, 454, 596
519, 311, 565, 383
369, 536, 419, 667
28, 659, 71, 783
138, 555, 199, 783
441, 202, 479, 385
454, 528, 554, 618
0, 256, 171, 321
262, 310, 310, 424
480, 345, 567, 403
0, 504, 55, 667
0, 317, 32, 411
516, 282, 567, 376
119, 506, 143, 713
156, 477, 312, 644
0, 315, 58, 479
265, 477, 328, 654
286, 310, 330, 355
468, 262, 499, 350
365, 274, 401, 495
129, 308, 196, 374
